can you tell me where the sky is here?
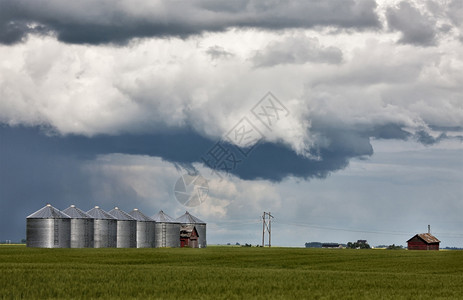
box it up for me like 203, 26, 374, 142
0, 0, 462, 247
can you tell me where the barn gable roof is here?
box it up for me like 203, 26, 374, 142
180, 225, 198, 238
407, 233, 440, 244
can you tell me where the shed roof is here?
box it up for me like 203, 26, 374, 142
62, 205, 92, 219
180, 225, 198, 238
151, 210, 178, 223
129, 208, 155, 222
27, 204, 70, 219
108, 207, 135, 221
407, 233, 440, 244
176, 211, 206, 224
86, 206, 115, 220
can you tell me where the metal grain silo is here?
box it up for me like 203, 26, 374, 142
152, 210, 180, 248
62, 205, 94, 248
176, 211, 207, 248
26, 204, 71, 248
129, 208, 156, 248
108, 207, 137, 248
86, 206, 117, 248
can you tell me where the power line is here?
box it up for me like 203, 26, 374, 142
208, 217, 462, 239
273, 219, 463, 238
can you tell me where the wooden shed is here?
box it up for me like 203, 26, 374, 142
180, 225, 199, 248
407, 233, 440, 250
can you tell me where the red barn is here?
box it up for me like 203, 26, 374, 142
180, 225, 199, 248
407, 233, 440, 250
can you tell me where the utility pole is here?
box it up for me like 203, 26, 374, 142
262, 212, 274, 247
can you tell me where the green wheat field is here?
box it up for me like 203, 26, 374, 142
0, 245, 462, 299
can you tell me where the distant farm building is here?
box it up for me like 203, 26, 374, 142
180, 225, 199, 248
407, 233, 440, 250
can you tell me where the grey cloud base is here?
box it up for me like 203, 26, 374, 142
0, 124, 375, 242
0, 0, 380, 45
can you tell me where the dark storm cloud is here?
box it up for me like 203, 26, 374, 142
0, 0, 380, 45
414, 130, 445, 145
0, 121, 459, 241
414, 130, 463, 145
386, 1, 437, 46
0, 126, 149, 242
0, 124, 371, 240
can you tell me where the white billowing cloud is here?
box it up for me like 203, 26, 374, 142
80, 153, 283, 224
0, 32, 315, 153
305, 38, 463, 130
252, 34, 343, 67
1, 1, 462, 155
81, 154, 179, 211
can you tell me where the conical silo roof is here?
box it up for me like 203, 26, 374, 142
108, 207, 135, 220
86, 206, 115, 220
63, 205, 92, 219
151, 210, 177, 223
27, 204, 70, 219
129, 208, 155, 222
176, 211, 206, 224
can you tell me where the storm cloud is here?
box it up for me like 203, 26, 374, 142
0, 0, 462, 246
0, 0, 380, 45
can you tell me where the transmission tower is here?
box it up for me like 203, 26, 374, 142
262, 212, 274, 247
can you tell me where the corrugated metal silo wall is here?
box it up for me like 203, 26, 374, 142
26, 218, 71, 248
93, 219, 117, 248
115, 220, 137, 248
196, 224, 207, 248
154, 223, 180, 247
135, 221, 156, 248
70, 218, 94, 248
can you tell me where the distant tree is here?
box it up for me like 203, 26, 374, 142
386, 244, 404, 250
235, 242, 240, 246
361, 243, 371, 249
347, 241, 371, 249
21, 239, 26, 243
305, 242, 322, 248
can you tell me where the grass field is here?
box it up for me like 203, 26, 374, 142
0, 246, 462, 299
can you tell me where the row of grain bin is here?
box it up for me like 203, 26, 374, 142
26, 204, 206, 248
